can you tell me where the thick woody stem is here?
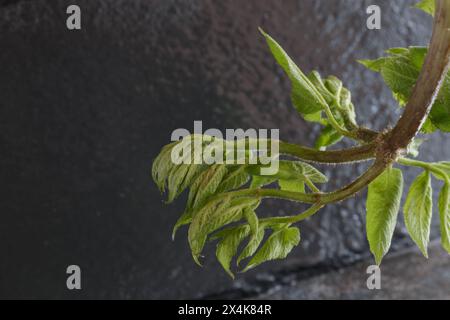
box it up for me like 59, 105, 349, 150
386, 0, 450, 153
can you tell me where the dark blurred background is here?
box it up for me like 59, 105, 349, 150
0, 0, 448, 299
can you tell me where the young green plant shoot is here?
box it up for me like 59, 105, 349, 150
152, 0, 450, 278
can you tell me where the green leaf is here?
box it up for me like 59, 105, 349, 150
152, 135, 228, 197
186, 164, 228, 211
359, 46, 450, 133
237, 227, 265, 266
403, 171, 433, 257
250, 176, 277, 189
243, 226, 300, 271
429, 77, 450, 132
258, 30, 358, 129
216, 225, 250, 278
177, 164, 207, 198
248, 161, 327, 184
216, 166, 250, 193
385, 47, 410, 55
165, 136, 222, 203
420, 117, 437, 134
259, 28, 327, 116
165, 138, 196, 202
307, 71, 334, 104
213, 211, 264, 275
303, 111, 325, 124
283, 161, 328, 183
438, 182, 450, 253
435, 162, 450, 173
166, 164, 190, 203
315, 124, 343, 150
152, 141, 179, 192
172, 210, 192, 240
338, 87, 357, 127
243, 208, 259, 242
366, 167, 404, 265
380, 55, 419, 106
324, 75, 343, 96
307, 71, 358, 131
358, 58, 388, 72
188, 196, 260, 264
415, 0, 435, 16
167, 163, 205, 203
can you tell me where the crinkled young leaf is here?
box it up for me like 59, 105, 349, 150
216, 166, 250, 193
338, 88, 357, 126
283, 161, 328, 183
167, 164, 206, 203
248, 160, 327, 184
152, 141, 179, 192
258, 29, 358, 130
165, 136, 216, 203
166, 164, 190, 203
259, 28, 327, 116
153, 135, 217, 199
214, 210, 262, 276
165, 138, 195, 199
415, 0, 435, 15
438, 182, 450, 254
324, 76, 343, 97
366, 167, 404, 265
237, 227, 265, 266
307, 71, 334, 105
172, 210, 192, 240
215, 225, 250, 278
403, 171, 433, 257
178, 164, 206, 197
243, 226, 300, 271
188, 197, 237, 265
243, 208, 259, 242
187, 164, 228, 211
188, 197, 260, 264
173, 165, 229, 241
307, 71, 358, 133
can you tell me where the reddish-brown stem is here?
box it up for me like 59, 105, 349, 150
387, 0, 450, 152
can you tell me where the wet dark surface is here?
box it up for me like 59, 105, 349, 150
0, 0, 448, 299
